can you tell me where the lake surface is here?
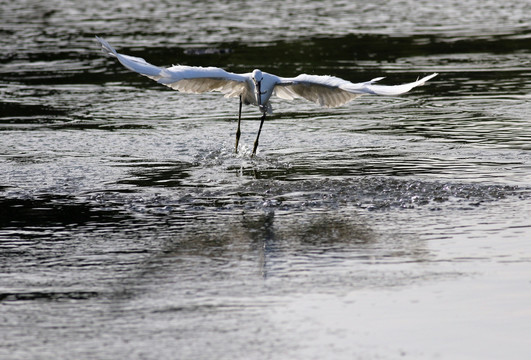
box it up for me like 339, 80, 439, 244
1, 0, 531, 359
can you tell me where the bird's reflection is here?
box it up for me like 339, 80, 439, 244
240, 209, 377, 279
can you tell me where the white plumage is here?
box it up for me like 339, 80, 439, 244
96, 36, 437, 155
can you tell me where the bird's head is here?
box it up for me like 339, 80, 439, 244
252, 69, 264, 106
252, 69, 263, 83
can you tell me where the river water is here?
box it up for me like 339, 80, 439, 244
1, 0, 531, 359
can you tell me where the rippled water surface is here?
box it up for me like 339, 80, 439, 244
1, 1, 531, 359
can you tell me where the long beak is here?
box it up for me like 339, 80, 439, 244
256, 81, 262, 107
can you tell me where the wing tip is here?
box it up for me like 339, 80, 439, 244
370, 76, 386, 83
95, 35, 117, 57
418, 73, 438, 85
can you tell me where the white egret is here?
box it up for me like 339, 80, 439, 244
96, 36, 437, 155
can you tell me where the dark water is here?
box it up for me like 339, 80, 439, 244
2, 1, 531, 359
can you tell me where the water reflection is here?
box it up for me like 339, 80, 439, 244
117, 160, 196, 188
122, 206, 431, 297
0, 194, 128, 230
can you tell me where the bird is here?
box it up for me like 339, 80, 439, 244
96, 36, 437, 156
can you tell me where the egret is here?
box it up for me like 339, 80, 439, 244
96, 36, 437, 156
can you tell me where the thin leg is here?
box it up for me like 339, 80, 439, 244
235, 95, 242, 153
252, 112, 267, 156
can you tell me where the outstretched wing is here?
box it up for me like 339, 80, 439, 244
273, 73, 438, 108
96, 36, 248, 98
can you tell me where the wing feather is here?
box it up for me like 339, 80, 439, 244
274, 73, 437, 107
96, 36, 248, 98
97, 36, 437, 108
